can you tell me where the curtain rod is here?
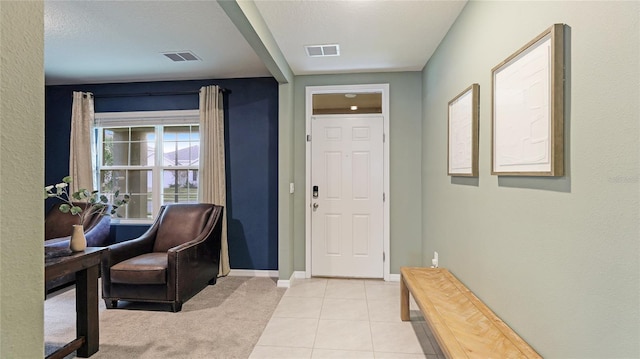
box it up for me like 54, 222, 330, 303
91, 87, 230, 99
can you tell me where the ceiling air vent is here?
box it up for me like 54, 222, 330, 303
305, 44, 340, 57
162, 51, 200, 62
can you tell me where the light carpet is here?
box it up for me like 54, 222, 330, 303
45, 276, 286, 358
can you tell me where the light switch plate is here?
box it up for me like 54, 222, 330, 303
289, 183, 295, 194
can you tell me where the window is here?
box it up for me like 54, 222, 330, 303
312, 92, 382, 115
94, 110, 200, 221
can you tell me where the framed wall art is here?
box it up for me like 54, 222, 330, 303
448, 83, 479, 176
491, 23, 565, 176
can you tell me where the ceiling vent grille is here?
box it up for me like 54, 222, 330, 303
162, 51, 200, 62
305, 44, 340, 57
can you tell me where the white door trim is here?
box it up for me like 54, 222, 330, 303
305, 84, 390, 281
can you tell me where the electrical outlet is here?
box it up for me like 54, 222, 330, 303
432, 251, 439, 268
289, 183, 295, 194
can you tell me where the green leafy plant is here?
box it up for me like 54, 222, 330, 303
44, 176, 130, 225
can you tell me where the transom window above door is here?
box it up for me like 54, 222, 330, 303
312, 92, 382, 115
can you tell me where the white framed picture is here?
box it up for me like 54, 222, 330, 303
448, 84, 479, 177
491, 24, 565, 176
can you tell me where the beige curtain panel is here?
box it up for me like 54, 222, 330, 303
69, 91, 95, 193
199, 85, 230, 276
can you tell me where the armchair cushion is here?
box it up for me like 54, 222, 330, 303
111, 253, 168, 285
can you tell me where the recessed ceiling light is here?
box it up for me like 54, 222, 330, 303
350, 106, 358, 111
345, 93, 357, 98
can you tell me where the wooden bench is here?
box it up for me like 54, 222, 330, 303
400, 267, 541, 358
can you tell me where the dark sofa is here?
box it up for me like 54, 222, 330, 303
44, 202, 112, 291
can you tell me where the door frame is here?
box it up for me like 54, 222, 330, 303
305, 84, 390, 280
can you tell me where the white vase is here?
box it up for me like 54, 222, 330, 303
70, 224, 87, 252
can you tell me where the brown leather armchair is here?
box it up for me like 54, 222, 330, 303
44, 202, 112, 291
101, 203, 224, 312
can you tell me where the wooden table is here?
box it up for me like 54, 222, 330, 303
45, 247, 105, 359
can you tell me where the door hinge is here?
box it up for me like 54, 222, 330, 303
383, 192, 386, 202
383, 252, 386, 262
307, 134, 311, 142
383, 133, 386, 143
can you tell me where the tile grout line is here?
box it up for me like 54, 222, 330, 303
364, 280, 377, 355
309, 278, 328, 354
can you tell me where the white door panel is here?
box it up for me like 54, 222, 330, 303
311, 115, 384, 278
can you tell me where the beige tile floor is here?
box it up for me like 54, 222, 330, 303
250, 278, 446, 359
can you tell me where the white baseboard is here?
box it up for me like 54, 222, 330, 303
276, 271, 306, 288
231, 270, 397, 287
276, 271, 294, 288
228, 269, 279, 278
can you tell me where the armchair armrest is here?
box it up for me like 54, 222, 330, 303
84, 215, 112, 247
167, 242, 219, 303
167, 206, 223, 302
44, 236, 71, 246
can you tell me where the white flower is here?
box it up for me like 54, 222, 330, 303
45, 176, 130, 225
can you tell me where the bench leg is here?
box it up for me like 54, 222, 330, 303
400, 274, 410, 321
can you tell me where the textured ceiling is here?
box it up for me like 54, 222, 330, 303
45, 1, 270, 85
254, 0, 467, 75
44, 0, 467, 85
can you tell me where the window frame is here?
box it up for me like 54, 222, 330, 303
94, 110, 200, 224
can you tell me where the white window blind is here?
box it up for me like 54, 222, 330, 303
95, 110, 199, 127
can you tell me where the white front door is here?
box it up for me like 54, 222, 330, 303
311, 115, 384, 278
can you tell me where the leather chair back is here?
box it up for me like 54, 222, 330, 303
153, 203, 215, 252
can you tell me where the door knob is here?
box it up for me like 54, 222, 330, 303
313, 203, 319, 209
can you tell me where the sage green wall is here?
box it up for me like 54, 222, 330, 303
278, 82, 296, 280
0, 1, 45, 357
422, 1, 639, 357
293, 73, 423, 274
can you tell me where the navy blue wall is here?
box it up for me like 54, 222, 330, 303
45, 78, 279, 270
